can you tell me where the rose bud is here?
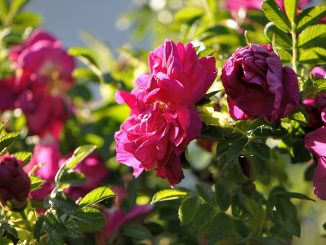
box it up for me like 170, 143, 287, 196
221, 44, 299, 122
0, 155, 31, 203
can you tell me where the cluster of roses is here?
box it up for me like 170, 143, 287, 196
115, 40, 325, 200
0, 29, 151, 239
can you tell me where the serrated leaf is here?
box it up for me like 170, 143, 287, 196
33, 216, 45, 241
73, 207, 106, 232
215, 183, 231, 211
314, 79, 326, 93
297, 6, 326, 32
226, 136, 249, 166
284, 0, 299, 23
262, 0, 291, 33
13, 152, 32, 165
193, 203, 215, 226
64, 218, 82, 238
249, 140, 271, 160
122, 224, 152, 240
50, 193, 79, 213
79, 186, 115, 207
55, 145, 96, 184
59, 171, 86, 186
43, 222, 64, 245
200, 125, 224, 140
151, 189, 188, 204
30, 176, 44, 191
2, 222, 18, 238
298, 24, 326, 48
0, 132, 19, 151
299, 47, 326, 64
178, 197, 200, 225
264, 22, 292, 48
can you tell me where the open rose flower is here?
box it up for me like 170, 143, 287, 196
115, 40, 217, 186
305, 126, 326, 200
221, 44, 299, 122
0, 155, 31, 203
25, 138, 108, 200
9, 29, 75, 138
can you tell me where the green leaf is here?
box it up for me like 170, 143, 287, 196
178, 197, 200, 225
59, 171, 86, 186
196, 183, 214, 204
55, 145, 96, 183
215, 183, 231, 211
299, 47, 326, 64
9, 0, 29, 14
0, 0, 9, 20
0, 132, 19, 151
193, 203, 215, 226
43, 222, 64, 245
79, 186, 115, 207
33, 216, 45, 241
297, 6, 326, 32
207, 213, 235, 244
0, 237, 13, 245
63, 218, 82, 238
2, 222, 18, 238
298, 24, 326, 48
314, 79, 326, 93
264, 22, 292, 48
198, 48, 216, 58
262, 0, 291, 32
174, 7, 204, 23
226, 136, 249, 166
274, 197, 301, 237
13, 152, 32, 165
68, 47, 98, 67
200, 125, 224, 141
13, 12, 42, 27
277, 192, 314, 201
50, 193, 79, 213
249, 140, 271, 160
122, 224, 152, 240
73, 207, 106, 232
284, 0, 299, 23
30, 176, 44, 191
151, 189, 189, 204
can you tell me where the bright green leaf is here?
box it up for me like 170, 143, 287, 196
298, 24, 326, 48
264, 22, 292, 48
13, 152, 32, 165
299, 47, 326, 64
0, 132, 19, 151
297, 6, 326, 32
30, 176, 44, 191
151, 189, 189, 204
284, 0, 299, 23
262, 0, 291, 32
79, 186, 115, 207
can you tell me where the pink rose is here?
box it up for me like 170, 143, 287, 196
10, 29, 75, 138
221, 44, 299, 122
115, 40, 217, 186
0, 77, 19, 111
0, 155, 31, 203
305, 126, 326, 200
226, 0, 310, 12
63, 154, 108, 199
98, 186, 152, 240
311, 67, 326, 79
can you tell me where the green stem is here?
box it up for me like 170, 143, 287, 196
291, 25, 298, 75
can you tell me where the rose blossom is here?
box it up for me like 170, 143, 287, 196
9, 29, 75, 138
303, 67, 326, 130
0, 155, 31, 203
115, 40, 217, 186
221, 44, 299, 122
226, 0, 310, 12
25, 138, 108, 200
305, 126, 326, 200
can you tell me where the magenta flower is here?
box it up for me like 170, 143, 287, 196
0, 155, 31, 203
10, 29, 75, 138
0, 77, 20, 111
221, 44, 299, 122
100, 186, 152, 240
115, 40, 217, 186
311, 67, 326, 79
62, 154, 108, 199
25, 138, 108, 200
226, 0, 310, 12
305, 126, 326, 200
